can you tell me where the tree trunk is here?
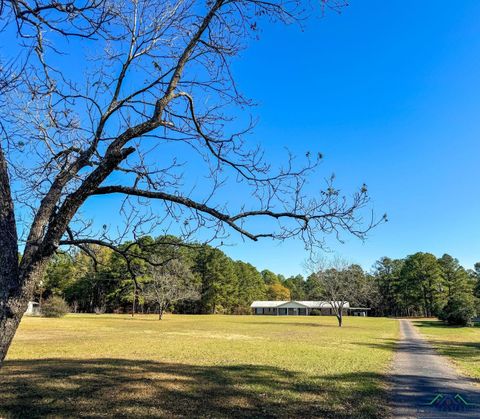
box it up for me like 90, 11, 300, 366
337, 313, 343, 327
0, 145, 21, 365
0, 265, 45, 364
0, 310, 22, 364
39, 286, 44, 311
131, 286, 138, 317
422, 287, 429, 317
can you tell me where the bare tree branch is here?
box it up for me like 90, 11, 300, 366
0, 0, 372, 364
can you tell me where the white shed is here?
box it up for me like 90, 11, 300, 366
25, 301, 41, 316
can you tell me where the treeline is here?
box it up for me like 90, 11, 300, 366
39, 237, 480, 324
39, 236, 320, 315
372, 253, 479, 323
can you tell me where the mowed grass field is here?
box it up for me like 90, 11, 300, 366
1, 314, 398, 418
413, 319, 480, 382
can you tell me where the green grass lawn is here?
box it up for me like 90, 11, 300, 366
1, 314, 398, 418
413, 319, 480, 382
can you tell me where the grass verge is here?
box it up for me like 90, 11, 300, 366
413, 319, 480, 382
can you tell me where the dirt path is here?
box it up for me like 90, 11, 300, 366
390, 319, 480, 418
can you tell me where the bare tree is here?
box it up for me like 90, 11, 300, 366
307, 256, 372, 327
145, 258, 199, 320
0, 0, 383, 364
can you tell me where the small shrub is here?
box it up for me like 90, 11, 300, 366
41, 296, 70, 318
439, 294, 476, 326
214, 304, 226, 314
233, 306, 251, 315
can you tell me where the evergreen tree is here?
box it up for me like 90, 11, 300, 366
261, 270, 280, 285
438, 254, 473, 298
234, 261, 266, 313
194, 247, 238, 314
372, 257, 405, 316
473, 262, 480, 299
439, 293, 477, 326
283, 275, 306, 300
42, 252, 77, 300
438, 254, 477, 326
305, 273, 324, 300
401, 253, 444, 317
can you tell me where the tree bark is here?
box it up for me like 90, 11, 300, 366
0, 312, 21, 364
0, 266, 46, 363
0, 145, 21, 364
337, 313, 343, 327
1, 180, 76, 364
1, 146, 136, 362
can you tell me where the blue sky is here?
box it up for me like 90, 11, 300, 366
9, 1, 480, 276
210, 0, 480, 275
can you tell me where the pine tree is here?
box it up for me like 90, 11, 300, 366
401, 253, 444, 317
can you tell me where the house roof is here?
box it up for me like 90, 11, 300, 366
250, 301, 350, 309
250, 301, 286, 308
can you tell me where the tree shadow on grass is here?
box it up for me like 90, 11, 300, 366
248, 321, 344, 330
246, 321, 359, 329
352, 341, 480, 417
408, 321, 480, 364
356, 336, 480, 364
0, 358, 387, 418
425, 340, 480, 364
355, 336, 451, 357
412, 320, 480, 329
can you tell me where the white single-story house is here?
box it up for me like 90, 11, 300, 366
250, 301, 370, 316
25, 301, 41, 316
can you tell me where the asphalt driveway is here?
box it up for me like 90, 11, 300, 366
390, 319, 480, 418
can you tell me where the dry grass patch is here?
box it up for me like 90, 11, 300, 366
1, 314, 399, 418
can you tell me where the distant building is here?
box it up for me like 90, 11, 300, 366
250, 301, 370, 316
25, 301, 41, 316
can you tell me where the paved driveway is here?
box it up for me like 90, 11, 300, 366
390, 319, 480, 418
